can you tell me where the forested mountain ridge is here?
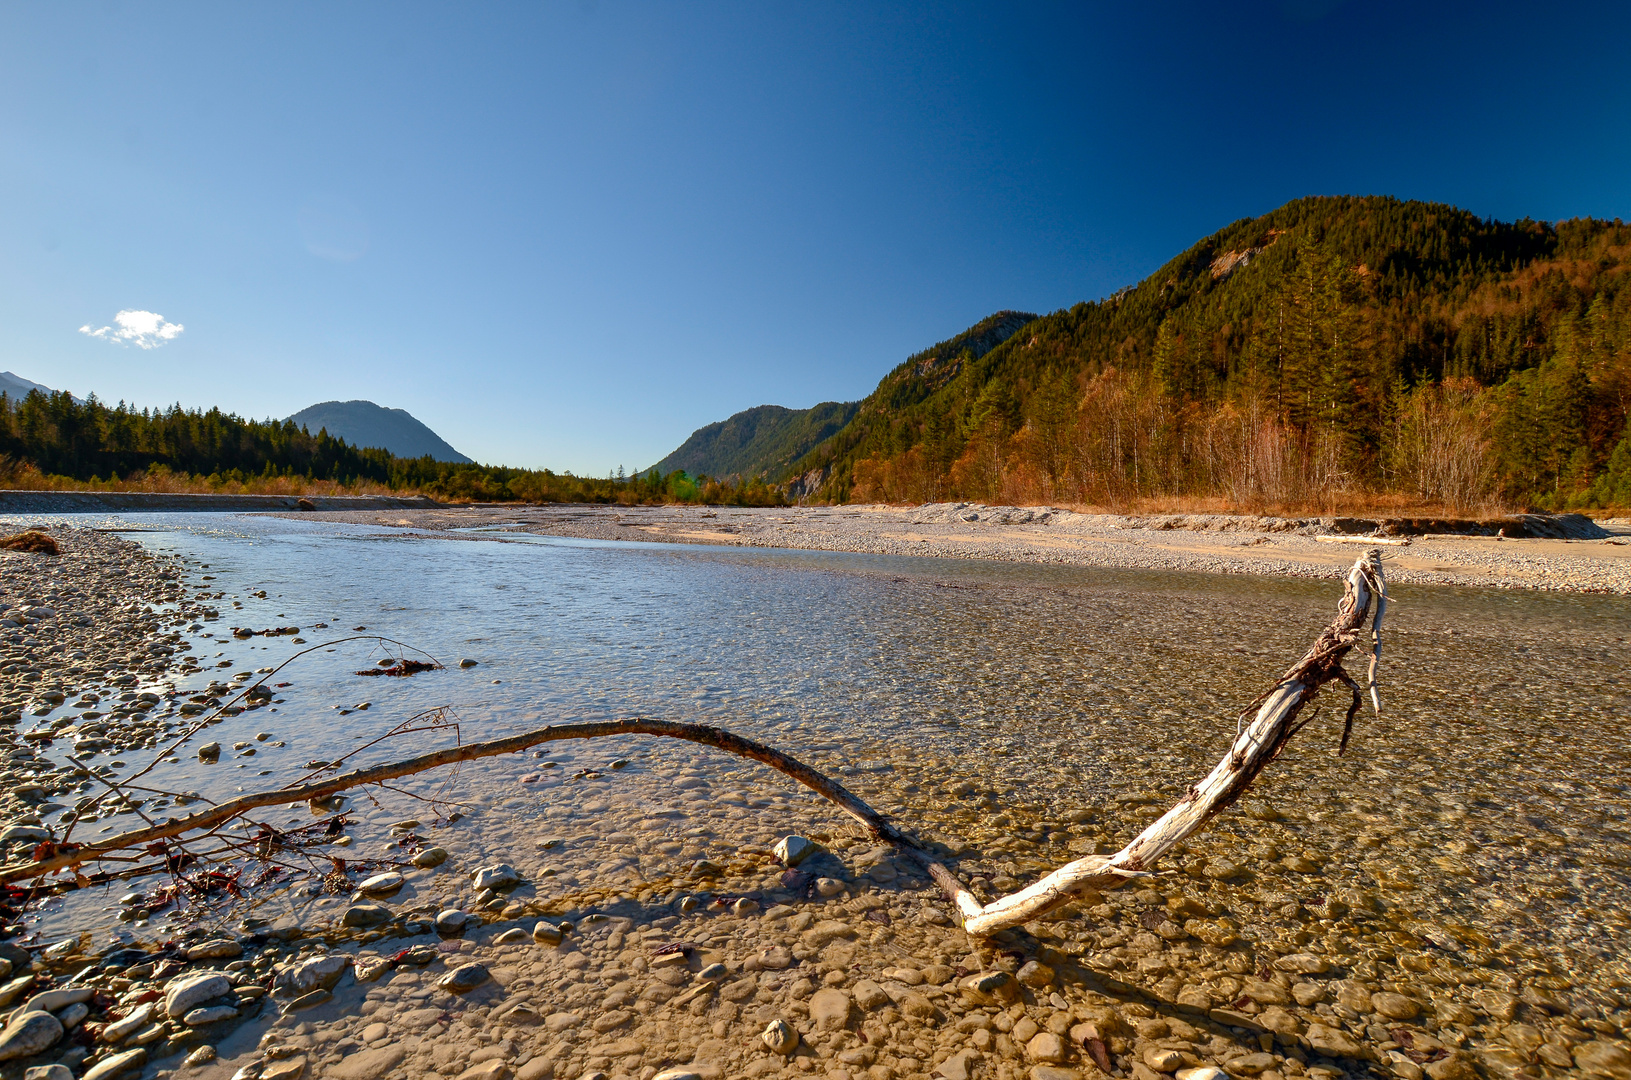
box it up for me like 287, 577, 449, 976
787, 196, 1631, 511
648, 309, 1034, 484
779, 309, 1038, 495
650, 401, 859, 480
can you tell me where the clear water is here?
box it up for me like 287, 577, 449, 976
15, 512, 1631, 1017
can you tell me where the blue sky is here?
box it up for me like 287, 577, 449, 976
3, 1, 1628, 472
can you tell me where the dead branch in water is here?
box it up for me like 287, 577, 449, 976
1, 553, 1387, 939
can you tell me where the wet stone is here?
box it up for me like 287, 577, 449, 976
472, 864, 519, 891
440, 962, 490, 992
412, 846, 447, 869
0, 1011, 63, 1061
343, 903, 391, 928
773, 834, 820, 866
356, 871, 403, 896
184, 1005, 238, 1026
1371, 991, 1421, 1020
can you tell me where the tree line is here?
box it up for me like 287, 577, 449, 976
0, 390, 784, 506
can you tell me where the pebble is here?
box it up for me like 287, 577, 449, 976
164, 972, 232, 1019
772, 834, 820, 866
472, 864, 519, 891
356, 871, 404, 896
324, 1046, 405, 1080
435, 909, 469, 935
100, 1003, 153, 1043
439, 963, 490, 992
1370, 990, 1421, 1020
761, 1019, 798, 1055
412, 846, 448, 868
531, 920, 563, 945
82, 1048, 147, 1080
23, 987, 93, 1012
342, 903, 392, 928
276, 955, 349, 994
0, 1011, 63, 1061
186, 938, 243, 960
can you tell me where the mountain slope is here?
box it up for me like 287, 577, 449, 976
288, 400, 472, 463
787, 196, 1631, 510
650, 401, 859, 479
648, 310, 1037, 485
0, 371, 68, 401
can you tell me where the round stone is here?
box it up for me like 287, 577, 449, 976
357, 872, 404, 896
438, 963, 490, 993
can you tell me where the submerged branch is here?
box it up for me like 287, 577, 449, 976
1, 554, 1388, 941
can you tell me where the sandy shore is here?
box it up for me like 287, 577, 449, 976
301, 503, 1631, 595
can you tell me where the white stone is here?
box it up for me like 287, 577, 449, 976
357, 872, 404, 896
22, 987, 93, 1013
276, 954, 349, 995
163, 972, 232, 1018
773, 834, 820, 866
100, 1003, 153, 1043
471, 864, 519, 890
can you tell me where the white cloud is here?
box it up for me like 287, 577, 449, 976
79, 310, 185, 349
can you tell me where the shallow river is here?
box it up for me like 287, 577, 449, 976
20, 512, 1631, 1028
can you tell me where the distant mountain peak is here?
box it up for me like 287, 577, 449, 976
0, 371, 74, 402
288, 400, 472, 463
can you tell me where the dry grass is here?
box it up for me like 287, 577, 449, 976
0, 461, 412, 499
1049, 492, 1520, 519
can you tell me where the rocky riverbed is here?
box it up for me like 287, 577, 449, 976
289, 504, 1631, 596
0, 524, 1624, 1080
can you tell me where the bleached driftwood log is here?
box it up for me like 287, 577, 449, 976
1, 553, 1387, 941
924, 548, 1388, 934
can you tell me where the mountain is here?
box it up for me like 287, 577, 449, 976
288, 400, 473, 463
650, 401, 860, 479
648, 310, 1036, 482
780, 196, 1631, 510
0, 371, 70, 401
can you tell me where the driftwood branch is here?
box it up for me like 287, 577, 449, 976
930, 549, 1388, 934
2, 553, 1387, 941
0, 719, 910, 887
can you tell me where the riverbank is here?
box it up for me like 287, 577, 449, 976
298, 502, 1631, 595
0, 523, 1625, 1080
0, 491, 439, 514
